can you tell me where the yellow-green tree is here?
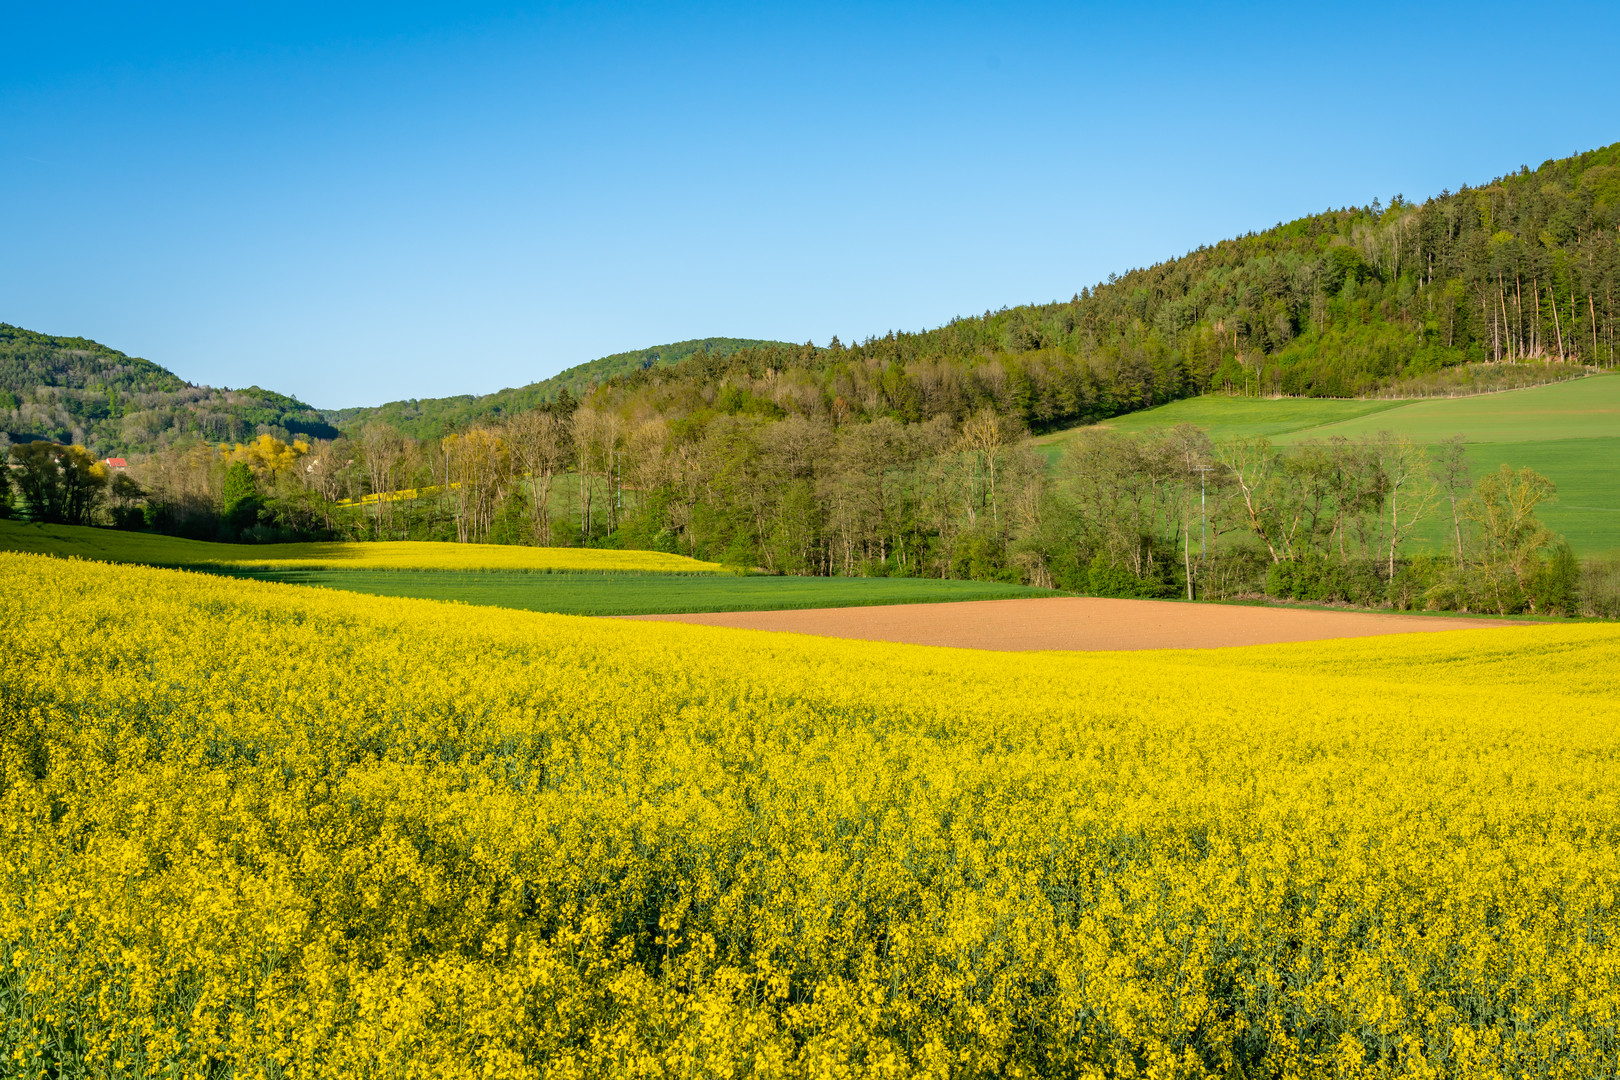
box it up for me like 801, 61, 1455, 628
1467, 464, 1557, 612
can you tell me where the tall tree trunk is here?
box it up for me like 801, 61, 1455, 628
1550, 276, 1565, 360
1497, 275, 1510, 360
1532, 276, 1540, 357
1592, 292, 1601, 361
1388, 480, 1399, 580
1484, 287, 1497, 360
1514, 274, 1523, 359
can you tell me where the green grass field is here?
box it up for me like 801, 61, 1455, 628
1031, 397, 1404, 462
1270, 374, 1620, 445
1035, 374, 1620, 555
1035, 374, 1618, 451
213, 568, 1051, 615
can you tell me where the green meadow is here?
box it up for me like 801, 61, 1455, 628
1269, 375, 1620, 445
1032, 397, 1403, 459
1035, 374, 1620, 556
1412, 437, 1620, 557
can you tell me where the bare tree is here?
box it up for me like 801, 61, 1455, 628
505, 410, 572, 545
1431, 434, 1471, 564
1376, 433, 1439, 578
300, 437, 355, 533
1159, 424, 1215, 599
958, 408, 1013, 528
442, 427, 511, 543
571, 406, 624, 539
1216, 437, 1286, 563
358, 422, 406, 539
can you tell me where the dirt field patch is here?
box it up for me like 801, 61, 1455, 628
622, 596, 1527, 651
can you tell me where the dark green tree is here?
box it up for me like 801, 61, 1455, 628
220, 462, 263, 535
8, 442, 107, 525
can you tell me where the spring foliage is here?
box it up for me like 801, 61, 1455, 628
3, 553, 1619, 1077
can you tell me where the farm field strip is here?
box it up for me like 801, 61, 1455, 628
0, 519, 724, 573
221, 567, 1052, 616
624, 595, 1529, 650
4, 550, 1619, 1077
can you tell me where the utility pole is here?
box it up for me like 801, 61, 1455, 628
1184, 463, 1215, 601
1198, 465, 1212, 556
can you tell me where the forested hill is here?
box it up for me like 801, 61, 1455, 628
324, 337, 788, 439
0, 328, 784, 455
0, 324, 338, 456
8, 141, 1620, 455
569, 142, 1620, 430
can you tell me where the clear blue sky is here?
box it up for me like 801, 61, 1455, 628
6, 2, 1619, 408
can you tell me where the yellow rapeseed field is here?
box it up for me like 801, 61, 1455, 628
2, 551, 1618, 1078
0, 519, 723, 573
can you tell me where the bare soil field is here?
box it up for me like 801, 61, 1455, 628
622, 596, 1527, 651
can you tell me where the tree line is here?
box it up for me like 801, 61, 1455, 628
13, 387, 1607, 617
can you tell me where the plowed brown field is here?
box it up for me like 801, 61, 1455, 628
622, 596, 1526, 651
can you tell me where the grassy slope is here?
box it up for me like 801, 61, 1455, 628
0, 521, 724, 573
1030, 398, 1403, 464
222, 568, 1051, 616
1291, 376, 1620, 557
1035, 375, 1618, 450
1034, 375, 1620, 556
1270, 375, 1620, 445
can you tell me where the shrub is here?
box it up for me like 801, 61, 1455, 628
1086, 553, 1167, 598
1266, 553, 1382, 605
1387, 554, 1444, 611
1580, 556, 1620, 619
1529, 541, 1581, 616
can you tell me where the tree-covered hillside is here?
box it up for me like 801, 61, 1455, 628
554, 143, 1619, 432
0, 324, 338, 456
0, 326, 787, 453
324, 337, 789, 439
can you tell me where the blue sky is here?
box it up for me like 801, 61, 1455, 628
6, 2, 1619, 408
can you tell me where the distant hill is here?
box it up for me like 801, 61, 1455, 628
0, 324, 338, 456
322, 337, 791, 439
0, 329, 787, 454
